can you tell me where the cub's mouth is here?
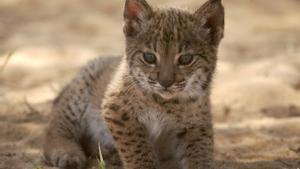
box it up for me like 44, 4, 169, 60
156, 88, 177, 99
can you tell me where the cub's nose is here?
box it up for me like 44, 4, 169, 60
158, 65, 175, 88
158, 79, 174, 88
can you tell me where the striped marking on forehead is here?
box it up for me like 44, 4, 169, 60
149, 10, 196, 54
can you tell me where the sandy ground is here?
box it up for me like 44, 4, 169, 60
0, 0, 300, 169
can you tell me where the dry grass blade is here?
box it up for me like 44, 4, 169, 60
97, 143, 106, 169
0, 51, 15, 73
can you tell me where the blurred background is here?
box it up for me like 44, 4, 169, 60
0, 0, 300, 169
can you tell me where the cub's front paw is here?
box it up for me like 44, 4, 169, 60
45, 149, 86, 169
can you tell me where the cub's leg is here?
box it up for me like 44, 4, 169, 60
43, 128, 86, 169
43, 113, 86, 169
43, 56, 121, 169
179, 124, 214, 169
176, 110, 214, 169
103, 102, 159, 169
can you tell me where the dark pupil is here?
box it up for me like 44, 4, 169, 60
143, 53, 156, 64
179, 55, 193, 65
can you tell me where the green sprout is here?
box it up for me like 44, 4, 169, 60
35, 165, 43, 169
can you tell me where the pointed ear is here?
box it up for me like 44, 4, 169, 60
123, 0, 153, 37
194, 0, 225, 46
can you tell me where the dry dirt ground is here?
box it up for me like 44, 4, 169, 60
1, 0, 300, 169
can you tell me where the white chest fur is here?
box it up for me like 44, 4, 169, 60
137, 110, 170, 140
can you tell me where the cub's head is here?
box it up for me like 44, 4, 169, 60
124, 0, 224, 100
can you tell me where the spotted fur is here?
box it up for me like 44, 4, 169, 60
43, 0, 224, 169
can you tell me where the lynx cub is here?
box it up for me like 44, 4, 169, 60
43, 0, 224, 169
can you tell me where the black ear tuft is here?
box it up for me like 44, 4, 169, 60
194, 0, 225, 46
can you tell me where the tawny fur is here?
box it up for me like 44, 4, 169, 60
43, 0, 224, 169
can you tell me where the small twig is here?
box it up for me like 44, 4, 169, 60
24, 98, 41, 114
275, 159, 293, 167
0, 50, 15, 73
49, 82, 60, 94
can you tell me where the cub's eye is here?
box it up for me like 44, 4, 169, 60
143, 52, 157, 64
178, 55, 194, 66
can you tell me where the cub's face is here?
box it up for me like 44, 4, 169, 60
124, 0, 224, 100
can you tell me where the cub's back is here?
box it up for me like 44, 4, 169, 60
53, 56, 122, 110
43, 56, 122, 165
48, 55, 122, 147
